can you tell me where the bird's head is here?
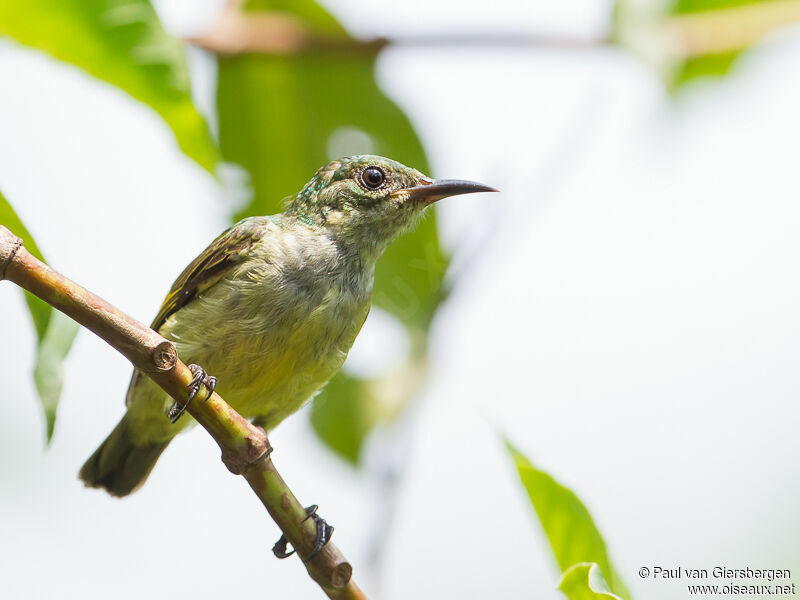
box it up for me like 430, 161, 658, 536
285, 155, 496, 259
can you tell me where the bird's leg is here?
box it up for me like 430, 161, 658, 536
272, 504, 334, 560
303, 505, 334, 558
168, 364, 217, 424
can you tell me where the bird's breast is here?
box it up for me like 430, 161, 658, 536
163, 233, 373, 427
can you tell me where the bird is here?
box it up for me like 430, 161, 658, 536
79, 154, 494, 552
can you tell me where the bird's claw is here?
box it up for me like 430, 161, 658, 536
168, 364, 217, 424
272, 535, 294, 559
304, 505, 334, 559
272, 505, 333, 560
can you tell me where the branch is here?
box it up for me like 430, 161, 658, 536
0, 225, 366, 600
189, 0, 800, 58
187, 7, 608, 55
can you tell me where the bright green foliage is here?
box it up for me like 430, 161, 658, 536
0, 0, 217, 171
559, 563, 624, 600
0, 191, 78, 442
218, 0, 446, 463
34, 312, 79, 441
674, 52, 740, 87
614, 0, 778, 89
673, 0, 760, 12
0, 192, 49, 338
506, 440, 629, 599
671, 0, 766, 86
310, 374, 377, 463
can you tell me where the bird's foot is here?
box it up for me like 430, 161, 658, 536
168, 364, 217, 424
272, 505, 333, 560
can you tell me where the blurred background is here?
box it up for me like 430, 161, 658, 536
1, 0, 800, 598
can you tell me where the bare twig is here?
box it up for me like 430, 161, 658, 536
189, 0, 800, 58
0, 226, 366, 600
188, 5, 607, 55
192, 26, 606, 56
187, 10, 314, 55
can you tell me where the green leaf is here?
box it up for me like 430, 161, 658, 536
0, 191, 49, 339
559, 563, 623, 600
1, 191, 79, 442
669, 0, 759, 87
310, 347, 428, 463
673, 52, 740, 87
505, 440, 629, 598
613, 0, 785, 90
0, 0, 217, 171
217, 0, 445, 463
34, 312, 79, 441
310, 374, 378, 464
673, 0, 757, 12
218, 0, 446, 330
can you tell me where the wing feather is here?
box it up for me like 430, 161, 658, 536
150, 217, 269, 331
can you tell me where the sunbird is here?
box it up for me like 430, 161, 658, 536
80, 155, 494, 552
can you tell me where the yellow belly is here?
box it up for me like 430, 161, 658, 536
125, 273, 371, 443
214, 293, 370, 429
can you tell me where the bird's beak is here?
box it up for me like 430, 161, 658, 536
395, 178, 498, 204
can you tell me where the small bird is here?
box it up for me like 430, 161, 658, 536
80, 155, 494, 549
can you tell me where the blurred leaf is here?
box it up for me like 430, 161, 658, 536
670, 0, 761, 87
310, 374, 378, 464
505, 440, 629, 598
614, 0, 791, 89
217, 0, 446, 463
674, 51, 740, 86
34, 312, 79, 441
673, 0, 760, 11
0, 0, 217, 171
559, 563, 623, 600
0, 191, 79, 442
0, 191, 49, 338
310, 348, 428, 463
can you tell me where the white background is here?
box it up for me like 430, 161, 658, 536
1, 1, 799, 598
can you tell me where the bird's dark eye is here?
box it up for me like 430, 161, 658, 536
361, 167, 385, 190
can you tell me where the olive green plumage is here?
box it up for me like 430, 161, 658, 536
79, 155, 494, 496
79, 414, 168, 497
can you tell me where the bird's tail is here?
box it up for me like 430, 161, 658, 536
79, 413, 170, 497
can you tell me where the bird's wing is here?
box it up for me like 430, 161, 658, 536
150, 216, 270, 331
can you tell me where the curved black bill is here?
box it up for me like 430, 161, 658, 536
399, 179, 498, 203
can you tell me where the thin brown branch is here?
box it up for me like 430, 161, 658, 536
187, 10, 313, 55
192, 27, 607, 56
188, 6, 606, 55
0, 225, 366, 600
189, 0, 800, 58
